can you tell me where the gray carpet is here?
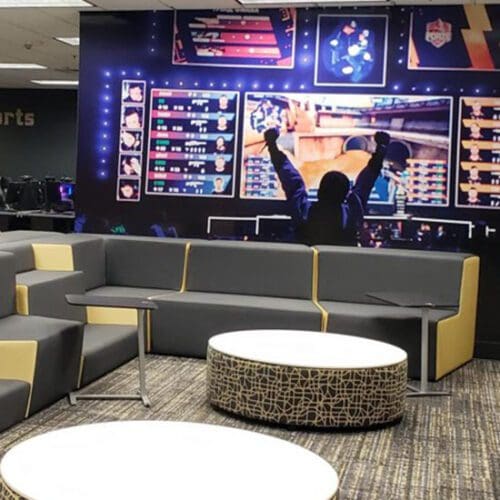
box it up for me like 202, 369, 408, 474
1, 357, 499, 500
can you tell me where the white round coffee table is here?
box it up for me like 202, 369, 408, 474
0, 421, 338, 500
208, 330, 407, 428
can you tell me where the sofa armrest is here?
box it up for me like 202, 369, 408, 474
0, 340, 37, 417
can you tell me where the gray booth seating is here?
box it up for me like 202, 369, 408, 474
0, 230, 59, 243
15, 234, 139, 387
0, 380, 30, 433
80, 235, 187, 385
0, 240, 87, 321
0, 235, 137, 388
316, 246, 479, 380
0, 251, 84, 430
24, 234, 187, 386
151, 240, 322, 357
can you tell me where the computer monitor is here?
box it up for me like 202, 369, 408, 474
0, 177, 9, 208
17, 178, 43, 210
43, 177, 62, 211
5, 182, 22, 209
59, 181, 75, 210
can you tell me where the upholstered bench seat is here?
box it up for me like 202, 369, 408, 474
16, 270, 85, 321
80, 324, 138, 387
151, 291, 322, 357
0, 314, 83, 415
0, 380, 30, 433
323, 302, 456, 379
317, 246, 479, 380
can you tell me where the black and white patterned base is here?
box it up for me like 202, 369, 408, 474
208, 346, 407, 428
0, 479, 22, 500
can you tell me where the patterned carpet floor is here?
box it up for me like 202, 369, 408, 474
0, 356, 498, 500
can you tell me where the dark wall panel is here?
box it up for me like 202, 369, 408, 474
0, 89, 77, 181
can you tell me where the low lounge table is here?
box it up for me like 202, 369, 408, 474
0, 421, 339, 500
65, 294, 158, 407
208, 330, 407, 428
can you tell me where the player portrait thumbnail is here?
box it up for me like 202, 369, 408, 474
120, 130, 143, 152
122, 81, 145, 104
215, 136, 227, 152
119, 154, 142, 177
214, 155, 227, 173
117, 178, 140, 201
468, 165, 481, 184
216, 114, 229, 132
218, 94, 230, 111
121, 106, 143, 130
211, 175, 232, 194
315, 15, 388, 87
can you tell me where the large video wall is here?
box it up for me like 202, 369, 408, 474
77, 5, 500, 248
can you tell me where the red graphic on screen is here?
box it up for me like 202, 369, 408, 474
173, 9, 296, 68
425, 19, 452, 48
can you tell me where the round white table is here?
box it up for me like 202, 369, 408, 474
208, 330, 408, 428
0, 421, 339, 500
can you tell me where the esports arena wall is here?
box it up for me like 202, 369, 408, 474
75, 5, 500, 359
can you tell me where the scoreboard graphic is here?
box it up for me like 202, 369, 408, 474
146, 89, 239, 198
173, 9, 296, 68
456, 97, 500, 209
241, 93, 452, 207
409, 4, 500, 71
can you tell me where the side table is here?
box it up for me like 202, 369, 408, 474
366, 291, 457, 397
65, 294, 158, 407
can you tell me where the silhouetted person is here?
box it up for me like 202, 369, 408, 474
264, 128, 390, 246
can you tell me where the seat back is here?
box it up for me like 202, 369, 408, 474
186, 239, 314, 299
31, 234, 106, 291
0, 251, 17, 318
316, 246, 468, 305
0, 241, 35, 273
103, 235, 187, 290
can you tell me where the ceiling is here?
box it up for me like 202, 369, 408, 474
0, 0, 494, 89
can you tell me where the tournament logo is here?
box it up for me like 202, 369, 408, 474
425, 18, 452, 48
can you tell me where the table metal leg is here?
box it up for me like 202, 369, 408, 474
69, 308, 151, 407
137, 309, 151, 407
407, 307, 451, 397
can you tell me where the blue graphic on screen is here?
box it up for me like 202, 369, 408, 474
315, 15, 387, 86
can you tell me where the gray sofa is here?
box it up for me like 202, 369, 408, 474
0, 235, 139, 389
28, 233, 187, 385
316, 246, 479, 379
0, 231, 480, 433
151, 240, 322, 357
0, 251, 84, 431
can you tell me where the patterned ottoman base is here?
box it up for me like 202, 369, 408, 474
208, 331, 408, 429
0, 479, 22, 500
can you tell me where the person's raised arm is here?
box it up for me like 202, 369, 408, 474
264, 128, 309, 223
351, 131, 390, 208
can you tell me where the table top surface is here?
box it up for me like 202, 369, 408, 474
0, 209, 75, 219
65, 294, 158, 310
0, 421, 338, 500
209, 330, 407, 369
366, 291, 458, 308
